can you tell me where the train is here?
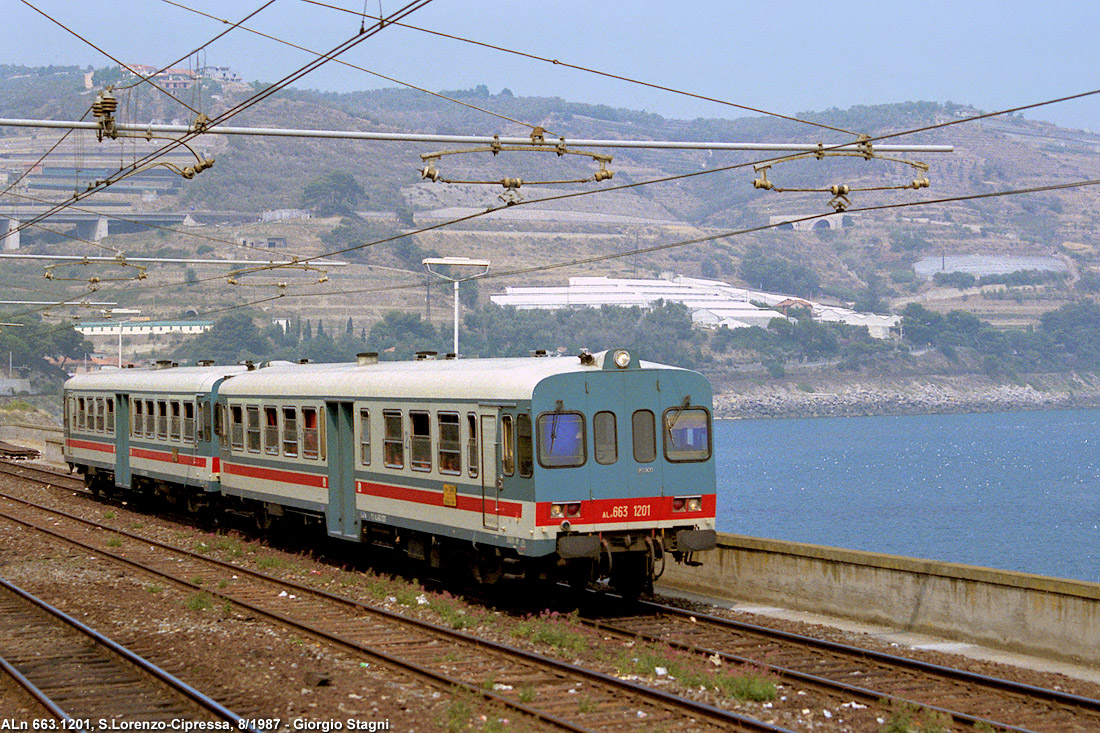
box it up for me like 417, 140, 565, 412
63, 348, 717, 596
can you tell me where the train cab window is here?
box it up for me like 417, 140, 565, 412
132, 400, 143, 437
264, 406, 279, 455
145, 400, 155, 438
283, 407, 298, 457
663, 407, 712, 462
438, 412, 460, 475
77, 397, 86, 430
358, 409, 370, 465
593, 411, 618, 465
302, 407, 320, 460
631, 410, 656, 464
410, 410, 431, 472
106, 398, 115, 435
94, 398, 105, 432
383, 410, 403, 469
466, 413, 478, 478
517, 414, 533, 478
170, 401, 181, 442
246, 405, 261, 453
229, 405, 244, 451
157, 400, 169, 440
501, 414, 515, 476
536, 412, 586, 468
183, 402, 195, 443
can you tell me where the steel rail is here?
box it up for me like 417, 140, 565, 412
0, 652, 79, 728
0, 117, 954, 153
0, 479, 794, 733
0, 576, 256, 729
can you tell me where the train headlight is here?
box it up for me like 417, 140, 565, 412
566, 502, 581, 518
687, 497, 703, 512
673, 496, 703, 512
672, 497, 686, 512
550, 504, 564, 519
612, 349, 631, 369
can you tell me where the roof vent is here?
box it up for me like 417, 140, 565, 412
154, 359, 173, 370
357, 352, 379, 366
443, 352, 457, 360
578, 348, 596, 366
531, 349, 548, 358
298, 358, 310, 364
197, 359, 215, 367
244, 360, 256, 371
415, 351, 437, 361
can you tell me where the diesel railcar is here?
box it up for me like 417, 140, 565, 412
64, 349, 717, 595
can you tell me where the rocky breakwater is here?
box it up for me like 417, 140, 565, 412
713, 373, 1100, 419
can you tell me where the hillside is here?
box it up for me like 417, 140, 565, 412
1, 66, 1099, 404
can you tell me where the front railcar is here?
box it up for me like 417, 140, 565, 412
529, 349, 716, 596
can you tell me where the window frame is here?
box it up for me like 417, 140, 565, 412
438, 412, 461, 476
302, 406, 321, 460
229, 404, 244, 451
169, 400, 181, 442
383, 410, 404, 469
535, 411, 587, 469
245, 405, 261, 453
282, 406, 298, 458
263, 405, 280, 456
632, 409, 656, 464
358, 408, 371, 466
501, 414, 515, 476
183, 401, 195, 443
409, 410, 432, 472
593, 410, 618, 465
466, 412, 479, 478
662, 406, 713, 463
105, 398, 115, 435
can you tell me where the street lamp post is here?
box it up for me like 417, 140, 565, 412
108, 309, 142, 368
422, 257, 490, 358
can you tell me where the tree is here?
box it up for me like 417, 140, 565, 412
300, 171, 365, 216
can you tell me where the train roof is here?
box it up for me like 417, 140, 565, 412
218, 350, 701, 402
64, 364, 250, 394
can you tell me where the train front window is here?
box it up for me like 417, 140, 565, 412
632, 410, 656, 463
438, 412, 460, 475
536, 412, 586, 468
663, 407, 712, 462
593, 411, 618, 465
383, 411, 404, 469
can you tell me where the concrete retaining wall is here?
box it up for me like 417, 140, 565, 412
0, 422, 64, 465
661, 533, 1100, 667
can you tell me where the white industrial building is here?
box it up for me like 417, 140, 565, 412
75, 320, 214, 337
490, 274, 900, 339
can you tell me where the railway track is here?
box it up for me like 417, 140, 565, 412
585, 599, 1100, 732
0, 575, 253, 727
0, 466, 794, 733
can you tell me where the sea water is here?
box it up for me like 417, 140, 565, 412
714, 409, 1100, 583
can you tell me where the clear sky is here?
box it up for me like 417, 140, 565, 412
5, 0, 1099, 133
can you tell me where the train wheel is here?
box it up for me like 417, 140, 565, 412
611, 554, 651, 602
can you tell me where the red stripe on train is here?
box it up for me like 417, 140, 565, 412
130, 447, 206, 468
356, 480, 524, 519
534, 494, 716, 527
223, 461, 327, 488
66, 438, 115, 454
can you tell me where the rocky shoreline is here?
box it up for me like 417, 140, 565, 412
712, 372, 1100, 419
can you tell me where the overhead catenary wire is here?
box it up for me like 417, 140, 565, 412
159, 0, 550, 136
1, 0, 436, 247
301, 0, 863, 137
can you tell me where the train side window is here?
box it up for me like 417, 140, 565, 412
67, 397, 75, 431
77, 397, 86, 430
517, 414, 533, 478
536, 412, 586, 468
184, 402, 195, 443
170, 401, 181, 442
358, 409, 371, 465
93, 398, 104, 432
246, 405, 261, 453
438, 412, 460, 475
229, 405, 244, 451
593, 411, 618, 465
145, 400, 155, 438
302, 407, 320, 459
198, 402, 210, 443
631, 410, 656, 463
157, 400, 168, 440
466, 413, 478, 478
264, 406, 279, 455
132, 400, 143, 437
106, 398, 115, 435
383, 410, 403, 469
501, 414, 515, 476
410, 410, 431, 472
663, 407, 712, 462
283, 407, 298, 457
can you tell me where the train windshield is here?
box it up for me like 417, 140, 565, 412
662, 407, 711, 462
537, 412, 586, 468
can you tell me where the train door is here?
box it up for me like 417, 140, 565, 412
479, 409, 501, 530
114, 393, 131, 489
612, 371, 665, 499
325, 401, 359, 540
